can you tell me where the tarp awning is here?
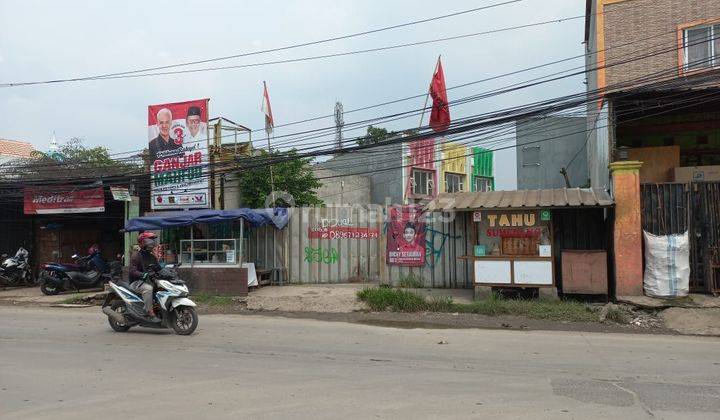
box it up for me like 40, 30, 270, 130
124, 208, 289, 232
425, 188, 613, 212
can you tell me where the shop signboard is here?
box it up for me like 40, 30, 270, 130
24, 186, 105, 214
387, 205, 426, 266
148, 99, 210, 210
110, 187, 131, 201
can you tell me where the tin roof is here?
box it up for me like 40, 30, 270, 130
0, 139, 34, 158
425, 188, 613, 212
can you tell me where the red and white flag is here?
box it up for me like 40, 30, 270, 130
261, 81, 274, 136
429, 58, 450, 133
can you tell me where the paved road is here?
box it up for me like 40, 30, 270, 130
1, 306, 719, 420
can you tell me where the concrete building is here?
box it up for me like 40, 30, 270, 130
316, 143, 404, 205
316, 139, 495, 206
585, 0, 720, 295
313, 167, 371, 206
516, 116, 588, 189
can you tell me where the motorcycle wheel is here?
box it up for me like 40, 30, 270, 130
108, 301, 131, 332
40, 281, 60, 295
171, 306, 198, 335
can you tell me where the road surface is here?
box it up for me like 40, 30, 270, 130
1, 306, 719, 419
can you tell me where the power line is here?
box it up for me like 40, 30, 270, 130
0, 1, 521, 87
1, 33, 717, 188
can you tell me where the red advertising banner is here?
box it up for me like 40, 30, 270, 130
24, 186, 105, 214
148, 98, 210, 210
387, 205, 426, 266
308, 226, 380, 240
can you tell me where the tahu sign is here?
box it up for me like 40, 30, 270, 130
24, 186, 105, 214
148, 99, 210, 210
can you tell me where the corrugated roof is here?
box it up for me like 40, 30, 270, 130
0, 139, 34, 158
425, 188, 613, 211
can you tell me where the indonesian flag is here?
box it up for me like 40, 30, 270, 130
261, 81, 274, 136
429, 58, 450, 133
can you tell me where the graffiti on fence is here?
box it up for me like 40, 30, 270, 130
304, 246, 339, 264
424, 228, 461, 268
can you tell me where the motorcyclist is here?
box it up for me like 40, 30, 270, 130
129, 232, 160, 322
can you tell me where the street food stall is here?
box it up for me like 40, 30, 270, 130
124, 208, 289, 295
425, 188, 614, 298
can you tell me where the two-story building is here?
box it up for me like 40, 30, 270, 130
316, 137, 494, 206
585, 0, 720, 295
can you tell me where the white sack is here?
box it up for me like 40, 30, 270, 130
643, 231, 690, 298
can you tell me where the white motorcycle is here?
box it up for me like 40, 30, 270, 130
0, 247, 35, 287
101, 263, 198, 335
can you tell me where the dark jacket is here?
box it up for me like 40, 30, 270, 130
148, 134, 181, 161
129, 249, 159, 281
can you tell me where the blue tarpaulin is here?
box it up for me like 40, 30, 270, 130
124, 208, 289, 232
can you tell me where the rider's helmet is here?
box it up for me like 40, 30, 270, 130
137, 232, 158, 251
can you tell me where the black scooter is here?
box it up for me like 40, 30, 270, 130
39, 252, 121, 295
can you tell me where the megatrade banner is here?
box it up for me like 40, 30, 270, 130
24, 186, 105, 214
387, 205, 426, 266
148, 99, 210, 209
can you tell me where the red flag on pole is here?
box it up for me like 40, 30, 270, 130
262, 81, 274, 136
429, 58, 450, 133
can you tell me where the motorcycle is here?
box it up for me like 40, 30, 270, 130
101, 263, 198, 335
0, 247, 35, 287
38, 250, 122, 295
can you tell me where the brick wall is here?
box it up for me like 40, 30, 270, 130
177, 267, 248, 296
601, 0, 720, 88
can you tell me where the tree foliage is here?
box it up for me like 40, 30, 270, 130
9, 138, 143, 181
238, 149, 322, 208
357, 125, 396, 146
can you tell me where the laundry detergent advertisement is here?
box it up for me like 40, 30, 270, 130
148, 98, 210, 209
387, 205, 426, 266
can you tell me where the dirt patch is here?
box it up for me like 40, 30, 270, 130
246, 284, 368, 313
661, 307, 720, 336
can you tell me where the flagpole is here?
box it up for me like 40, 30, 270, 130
418, 55, 441, 128
263, 81, 276, 207
267, 131, 276, 207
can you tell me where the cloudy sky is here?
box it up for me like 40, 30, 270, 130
0, 0, 585, 190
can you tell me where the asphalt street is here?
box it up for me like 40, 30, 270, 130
1, 305, 719, 420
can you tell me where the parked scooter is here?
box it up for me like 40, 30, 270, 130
38, 249, 122, 295
101, 263, 198, 335
0, 247, 35, 287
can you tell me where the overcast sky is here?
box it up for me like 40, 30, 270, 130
0, 0, 585, 190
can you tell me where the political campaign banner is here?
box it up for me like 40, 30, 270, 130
387, 205, 426, 266
148, 99, 210, 209
24, 186, 105, 214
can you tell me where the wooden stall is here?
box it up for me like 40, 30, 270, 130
425, 188, 614, 298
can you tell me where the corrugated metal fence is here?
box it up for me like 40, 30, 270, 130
382, 212, 471, 288
248, 206, 470, 287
